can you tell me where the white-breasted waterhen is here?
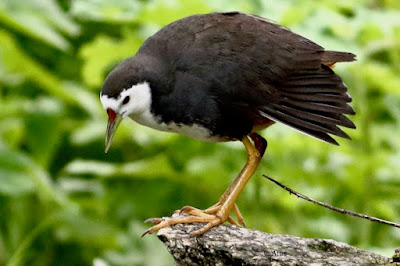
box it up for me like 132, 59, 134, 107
100, 12, 356, 237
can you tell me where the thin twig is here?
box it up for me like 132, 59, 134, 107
263, 175, 400, 229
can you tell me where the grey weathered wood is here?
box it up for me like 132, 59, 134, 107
157, 215, 390, 266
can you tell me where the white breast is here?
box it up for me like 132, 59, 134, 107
129, 111, 226, 142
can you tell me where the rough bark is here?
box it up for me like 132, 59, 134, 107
157, 216, 391, 266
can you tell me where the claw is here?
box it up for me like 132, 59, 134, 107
241, 220, 246, 228
179, 205, 196, 214
141, 228, 152, 237
144, 218, 163, 224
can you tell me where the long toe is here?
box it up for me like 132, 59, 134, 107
189, 217, 224, 237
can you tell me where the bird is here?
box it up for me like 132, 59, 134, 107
100, 12, 356, 237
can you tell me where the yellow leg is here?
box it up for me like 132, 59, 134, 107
143, 134, 265, 237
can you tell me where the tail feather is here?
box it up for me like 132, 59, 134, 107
258, 65, 355, 145
281, 92, 352, 103
321, 51, 356, 65
282, 98, 356, 116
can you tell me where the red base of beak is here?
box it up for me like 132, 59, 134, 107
107, 108, 117, 122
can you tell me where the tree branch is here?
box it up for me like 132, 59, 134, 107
263, 175, 400, 229
157, 217, 391, 265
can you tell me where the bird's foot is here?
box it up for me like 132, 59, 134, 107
180, 203, 246, 227
142, 210, 223, 237
142, 203, 245, 237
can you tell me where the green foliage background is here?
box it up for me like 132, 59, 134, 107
0, 0, 399, 265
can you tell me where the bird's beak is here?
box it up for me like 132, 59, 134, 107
105, 108, 122, 153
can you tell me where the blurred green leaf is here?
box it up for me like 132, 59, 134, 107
70, 120, 105, 145
138, 0, 211, 25
356, 63, 400, 96
0, 30, 80, 105
0, 147, 37, 196
64, 154, 176, 179
0, 169, 34, 196
357, 24, 384, 45
55, 210, 119, 248
0, 0, 79, 50
24, 97, 64, 167
71, 0, 142, 23
80, 32, 143, 88
0, 118, 24, 149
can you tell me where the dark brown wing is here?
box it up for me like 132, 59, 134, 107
233, 14, 356, 145
237, 15, 356, 144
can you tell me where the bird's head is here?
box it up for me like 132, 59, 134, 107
100, 56, 154, 153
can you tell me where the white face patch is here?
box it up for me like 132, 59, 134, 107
100, 81, 226, 142
100, 82, 152, 118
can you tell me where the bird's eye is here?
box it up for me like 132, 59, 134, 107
122, 96, 130, 105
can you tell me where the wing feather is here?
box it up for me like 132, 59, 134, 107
257, 65, 355, 145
